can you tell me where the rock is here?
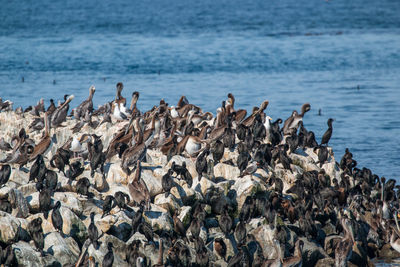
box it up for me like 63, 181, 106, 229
154, 192, 182, 211
13, 241, 59, 267
140, 168, 163, 197
231, 176, 265, 210
0, 211, 21, 244
214, 163, 240, 180
18, 183, 37, 197
53, 192, 83, 216
106, 163, 130, 185
8, 167, 29, 186
93, 171, 107, 191
9, 188, 30, 218
105, 211, 133, 242
144, 210, 173, 232
249, 221, 277, 259
178, 206, 192, 228
49, 206, 87, 245
96, 214, 117, 233
44, 232, 80, 266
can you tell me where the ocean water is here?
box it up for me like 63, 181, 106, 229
0, 0, 399, 181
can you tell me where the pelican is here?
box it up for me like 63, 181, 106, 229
29, 112, 51, 161
335, 217, 355, 267
74, 85, 95, 120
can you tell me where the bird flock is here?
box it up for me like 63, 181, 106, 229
0, 83, 399, 267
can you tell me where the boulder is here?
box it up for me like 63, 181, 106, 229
44, 232, 80, 266
0, 211, 20, 244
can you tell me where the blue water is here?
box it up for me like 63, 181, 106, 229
0, 0, 399, 181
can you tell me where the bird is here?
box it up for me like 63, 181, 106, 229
102, 242, 114, 267
51, 201, 64, 237
162, 169, 174, 197
28, 217, 45, 256
74, 85, 95, 120
102, 195, 115, 218
29, 112, 51, 161
114, 191, 130, 211
0, 164, 12, 187
321, 118, 334, 146
88, 212, 99, 249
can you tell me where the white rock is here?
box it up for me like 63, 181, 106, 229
44, 232, 80, 266
214, 163, 240, 180
0, 211, 20, 243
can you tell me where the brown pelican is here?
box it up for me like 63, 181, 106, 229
390, 211, 400, 253
226, 93, 247, 122
121, 119, 147, 175
51, 95, 74, 128
241, 100, 269, 127
282, 103, 311, 135
74, 85, 95, 119
129, 91, 140, 117
335, 217, 355, 267
128, 160, 151, 208
115, 82, 126, 107
29, 112, 51, 161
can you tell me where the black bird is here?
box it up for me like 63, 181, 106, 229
29, 155, 47, 183
1, 245, 17, 266
138, 221, 154, 243
162, 169, 174, 197
88, 212, 99, 249
219, 208, 233, 236
237, 143, 250, 176
76, 177, 91, 196
279, 148, 292, 173
235, 220, 247, 246
66, 160, 84, 180
88, 135, 105, 177
189, 218, 201, 240
51, 201, 64, 237
240, 195, 254, 222
114, 191, 130, 211
236, 124, 247, 141
102, 195, 115, 218
44, 169, 58, 192
132, 203, 144, 233
181, 162, 193, 188
50, 154, 66, 175
0, 194, 12, 213
0, 164, 11, 187
252, 113, 266, 141
223, 115, 236, 149
321, 118, 334, 146
315, 145, 329, 167
103, 242, 114, 267
195, 147, 209, 181
305, 131, 318, 148
28, 217, 45, 256
270, 118, 283, 146
211, 140, 224, 164
37, 181, 52, 219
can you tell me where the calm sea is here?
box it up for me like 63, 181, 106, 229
0, 0, 399, 181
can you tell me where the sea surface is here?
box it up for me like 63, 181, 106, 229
0, 0, 399, 181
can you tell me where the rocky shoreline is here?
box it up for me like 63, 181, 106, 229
0, 92, 399, 266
